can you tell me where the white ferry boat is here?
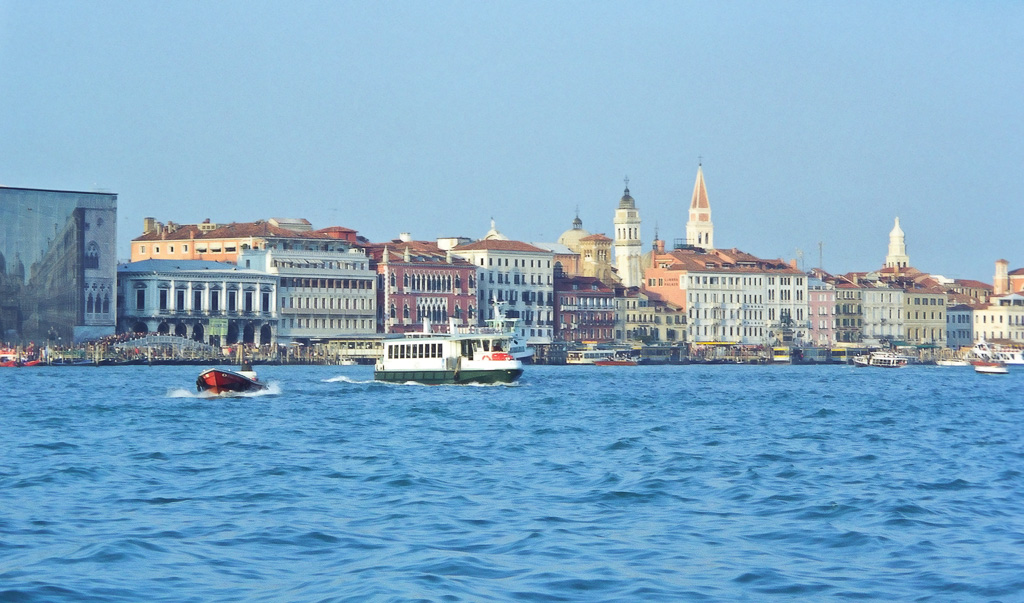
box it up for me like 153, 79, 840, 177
374, 332, 523, 385
972, 339, 1024, 365
566, 349, 614, 365
453, 302, 534, 362
853, 351, 909, 368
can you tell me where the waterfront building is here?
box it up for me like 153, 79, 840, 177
832, 280, 864, 343
613, 183, 644, 288
533, 242, 580, 280
859, 284, 905, 343
451, 237, 555, 344
807, 276, 836, 346
117, 259, 277, 345
0, 186, 118, 344
618, 288, 686, 344
973, 293, 1024, 344
902, 286, 946, 345
363, 238, 477, 335
946, 304, 975, 350
644, 246, 808, 345
241, 233, 376, 344
552, 275, 616, 343
685, 165, 714, 249
131, 218, 354, 264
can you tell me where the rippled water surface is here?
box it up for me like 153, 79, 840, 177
2, 364, 1023, 601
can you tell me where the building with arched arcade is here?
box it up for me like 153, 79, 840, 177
117, 259, 278, 346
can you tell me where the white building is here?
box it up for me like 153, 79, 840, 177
451, 238, 556, 344
117, 259, 278, 345
240, 237, 376, 344
973, 293, 1024, 344
860, 285, 905, 342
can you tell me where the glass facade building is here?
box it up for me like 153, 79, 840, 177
0, 187, 118, 345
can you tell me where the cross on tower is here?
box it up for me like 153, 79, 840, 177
623, 175, 629, 190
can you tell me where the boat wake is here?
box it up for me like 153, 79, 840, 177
166, 382, 282, 398
323, 375, 377, 384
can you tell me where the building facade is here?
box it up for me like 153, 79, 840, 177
0, 186, 117, 344
241, 237, 376, 343
807, 277, 836, 346
451, 239, 555, 344
973, 293, 1024, 344
365, 240, 478, 335
553, 275, 616, 343
117, 259, 278, 346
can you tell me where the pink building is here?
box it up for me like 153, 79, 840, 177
807, 276, 836, 346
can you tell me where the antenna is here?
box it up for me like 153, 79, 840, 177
796, 248, 804, 270
818, 241, 823, 270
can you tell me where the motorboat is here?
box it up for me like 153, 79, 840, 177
972, 360, 1009, 375
196, 363, 268, 394
936, 358, 970, 367
853, 351, 908, 368
374, 331, 523, 385
594, 353, 638, 366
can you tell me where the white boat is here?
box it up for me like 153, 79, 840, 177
936, 359, 970, 367
973, 360, 1009, 375
853, 351, 908, 368
374, 331, 523, 385
972, 339, 1024, 365
566, 349, 623, 365
453, 302, 535, 362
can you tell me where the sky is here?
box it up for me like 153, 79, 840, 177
1, 1, 1021, 281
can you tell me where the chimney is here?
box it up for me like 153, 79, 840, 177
399, 232, 412, 243
789, 258, 798, 269
143, 217, 157, 234
656, 239, 665, 254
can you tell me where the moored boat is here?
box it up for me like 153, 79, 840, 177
374, 331, 523, 385
972, 360, 1008, 375
972, 339, 1024, 365
853, 351, 908, 368
196, 364, 268, 395
936, 359, 970, 367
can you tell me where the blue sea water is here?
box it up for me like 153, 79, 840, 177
1, 364, 1023, 602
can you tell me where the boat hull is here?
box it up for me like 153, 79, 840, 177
197, 368, 267, 394
374, 368, 523, 385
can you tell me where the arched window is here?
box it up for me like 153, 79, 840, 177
390, 273, 397, 287
403, 304, 410, 319
390, 304, 396, 319
85, 241, 100, 269
403, 274, 410, 288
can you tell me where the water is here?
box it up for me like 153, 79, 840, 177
2, 364, 1023, 601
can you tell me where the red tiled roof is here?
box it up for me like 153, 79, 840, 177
133, 221, 346, 242
954, 279, 992, 290
453, 240, 549, 253
579, 234, 612, 242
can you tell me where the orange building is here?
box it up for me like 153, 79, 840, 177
131, 218, 360, 264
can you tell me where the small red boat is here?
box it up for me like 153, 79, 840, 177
196, 365, 268, 394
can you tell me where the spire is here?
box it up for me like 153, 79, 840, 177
690, 165, 710, 210
685, 164, 714, 249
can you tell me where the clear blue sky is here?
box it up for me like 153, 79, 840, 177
1, 1, 1021, 281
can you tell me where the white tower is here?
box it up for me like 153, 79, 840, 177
613, 179, 643, 288
884, 217, 910, 269
685, 164, 714, 249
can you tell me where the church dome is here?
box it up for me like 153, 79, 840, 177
557, 215, 590, 251
618, 187, 635, 209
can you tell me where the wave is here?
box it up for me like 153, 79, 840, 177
166, 382, 282, 398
